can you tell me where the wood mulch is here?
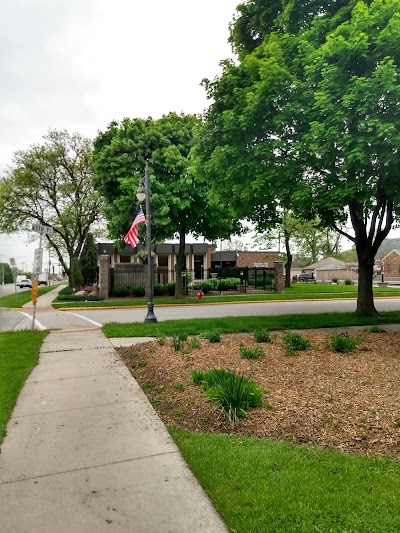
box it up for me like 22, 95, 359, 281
117, 330, 400, 460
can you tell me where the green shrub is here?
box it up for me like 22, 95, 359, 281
166, 281, 176, 296
328, 333, 359, 353
154, 283, 166, 296
283, 331, 311, 355
344, 279, 354, 285
156, 333, 167, 345
331, 278, 338, 284
254, 329, 272, 343
239, 344, 264, 359
59, 286, 74, 295
187, 336, 201, 349
191, 368, 263, 423
365, 325, 386, 333
113, 285, 129, 297
191, 369, 205, 385
130, 284, 145, 297
201, 330, 221, 343
171, 331, 188, 352
56, 294, 104, 301
193, 281, 213, 294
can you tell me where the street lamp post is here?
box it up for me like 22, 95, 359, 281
136, 161, 157, 323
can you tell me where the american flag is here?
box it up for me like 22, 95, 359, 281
124, 208, 146, 248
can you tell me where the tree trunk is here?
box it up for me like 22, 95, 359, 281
174, 230, 186, 299
356, 252, 378, 316
284, 231, 292, 289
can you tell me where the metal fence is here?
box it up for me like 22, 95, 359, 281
110, 266, 276, 293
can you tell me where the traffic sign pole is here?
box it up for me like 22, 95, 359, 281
31, 277, 39, 331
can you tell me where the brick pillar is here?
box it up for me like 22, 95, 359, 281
274, 261, 285, 293
99, 255, 110, 298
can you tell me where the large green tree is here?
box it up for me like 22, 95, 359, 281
93, 112, 241, 298
194, 0, 400, 315
0, 130, 102, 283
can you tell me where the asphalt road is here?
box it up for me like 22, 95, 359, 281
2, 297, 400, 332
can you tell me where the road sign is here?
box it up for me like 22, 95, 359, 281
33, 249, 43, 273
31, 224, 54, 235
31, 277, 39, 304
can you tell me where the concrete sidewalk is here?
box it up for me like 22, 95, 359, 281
0, 329, 227, 533
22, 283, 65, 311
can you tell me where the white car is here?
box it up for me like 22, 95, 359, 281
18, 279, 33, 288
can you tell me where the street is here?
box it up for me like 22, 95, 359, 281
2, 297, 400, 332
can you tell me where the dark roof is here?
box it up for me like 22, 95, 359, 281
211, 251, 237, 261
98, 242, 216, 255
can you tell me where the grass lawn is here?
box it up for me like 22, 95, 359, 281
102, 310, 400, 337
171, 429, 400, 533
0, 330, 47, 443
52, 283, 400, 308
0, 284, 62, 309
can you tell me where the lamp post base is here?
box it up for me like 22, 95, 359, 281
144, 301, 157, 323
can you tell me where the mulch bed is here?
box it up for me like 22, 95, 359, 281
117, 330, 400, 459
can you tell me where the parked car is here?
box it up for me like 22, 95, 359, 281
18, 279, 32, 288
298, 272, 315, 282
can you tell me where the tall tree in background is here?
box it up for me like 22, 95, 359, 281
194, 0, 400, 315
93, 113, 241, 298
79, 233, 98, 285
0, 130, 102, 285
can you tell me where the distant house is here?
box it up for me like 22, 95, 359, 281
382, 250, 400, 280
301, 257, 358, 282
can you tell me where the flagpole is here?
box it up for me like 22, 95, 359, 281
144, 160, 157, 323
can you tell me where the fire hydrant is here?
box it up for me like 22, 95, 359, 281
197, 288, 203, 302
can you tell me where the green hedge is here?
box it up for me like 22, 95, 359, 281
56, 294, 104, 301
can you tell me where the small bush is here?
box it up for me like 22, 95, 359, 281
156, 333, 167, 345
113, 285, 129, 297
130, 284, 145, 297
171, 331, 188, 352
201, 330, 221, 343
331, 278, 338, 284
56, 294, 104, 301
191, 368, 263, 423
328, 333, 359, 353
187, 336, 201, 349
154, 283, 166, 296
344, 279, 354, 285
59, 286, 74, 295
166, 281, 176, 296
365, 325, 386, 333
254, 329, 271, 343
283, 331, 311, 355
239, 344, 264, 359
191, 370, 205, 385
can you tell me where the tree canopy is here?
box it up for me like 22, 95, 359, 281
93, 112, 241, 297
0, 130, 102, 281
194, 0, 400, 315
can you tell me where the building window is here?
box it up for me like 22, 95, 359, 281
158, 255, 168, 268
119, 255, 131, 263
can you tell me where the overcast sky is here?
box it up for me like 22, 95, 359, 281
0, 0, 240, 269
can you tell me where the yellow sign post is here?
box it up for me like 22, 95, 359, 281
31, 277, 39, 331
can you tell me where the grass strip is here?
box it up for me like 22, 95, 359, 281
102, 310, 400, 338
0, 285, 61, 308
0, 330, 48, 443
170, 428, 400, 533
52, 284, 400, 308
